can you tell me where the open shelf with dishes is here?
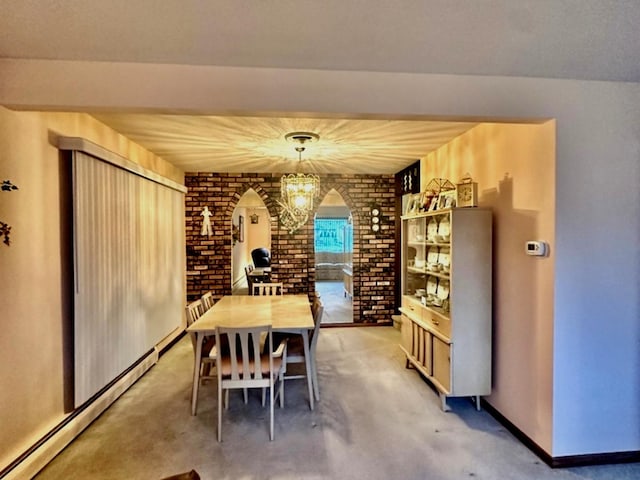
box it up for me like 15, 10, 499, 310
400, 207, 492, 411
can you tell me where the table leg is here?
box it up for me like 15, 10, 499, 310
191, 332, 203, 415
301, 330, 314, 410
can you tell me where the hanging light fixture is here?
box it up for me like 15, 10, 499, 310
279, 132, 320, 233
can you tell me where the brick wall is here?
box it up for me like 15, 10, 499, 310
185, 172, 396, 324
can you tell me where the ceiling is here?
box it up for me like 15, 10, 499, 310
90, 113, 476, 174
2, 0, 638, 174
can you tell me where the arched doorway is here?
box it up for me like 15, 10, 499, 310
314, 189, 353, 324
231, 188, 270, 294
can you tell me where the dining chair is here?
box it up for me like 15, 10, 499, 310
201, 291, 215, 311
215, 324, 287, 441
244, 265, 255, 295
283, 301, 323, 402
186, 299, 216, 413
311, 291, 321, 319
252, 282, 283, 296
251, 247, 271, 268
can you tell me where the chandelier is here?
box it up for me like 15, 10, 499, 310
278, 132, 320, 233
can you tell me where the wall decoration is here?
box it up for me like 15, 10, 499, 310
397, 160, 421, 195
250, 213, 259, 224
200, 206, 213, 236
238, 215, 244, 242
370, 205, 381, 232
232, 223, 239, 245
1, 180, 19, 246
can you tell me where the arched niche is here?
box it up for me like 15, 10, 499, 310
231, 188, 270, 291
314, 188, 354, 324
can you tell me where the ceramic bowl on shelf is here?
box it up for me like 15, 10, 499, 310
436, 234, 450, 243
416, 288, 426, 296
414, 259, 425, 268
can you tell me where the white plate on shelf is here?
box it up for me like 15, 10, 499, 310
436, 280, 450, 300
437, 217, 450, 238
427, 218, 438, 242
427, 246, 439, 264
438, 248, 450, 268
427, 276, 438, 295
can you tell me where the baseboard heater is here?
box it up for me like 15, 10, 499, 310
0, 348, 159, 480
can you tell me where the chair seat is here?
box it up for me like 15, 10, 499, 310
219, 355, 282, 377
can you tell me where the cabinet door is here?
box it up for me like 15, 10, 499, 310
433, 336, 451, 392
419, 328, 432, 374
400, 314, 413, 355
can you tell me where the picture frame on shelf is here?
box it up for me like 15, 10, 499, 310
402, 193, 414, 215
437, 189, 457, 210
429, 196, 440, 211
404, 193, 422, 215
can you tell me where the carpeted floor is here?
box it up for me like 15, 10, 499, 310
315, 281, 353, 325
34, 327, 640, 480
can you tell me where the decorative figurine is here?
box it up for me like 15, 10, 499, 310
200, 206, 213, 236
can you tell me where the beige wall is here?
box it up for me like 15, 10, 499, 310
422, 121, 556, 452
1, 59, 639, 458
0, 107, 183, 469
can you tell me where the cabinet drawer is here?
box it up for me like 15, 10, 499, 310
433, 336, 451, 392
425, 310, 451, 339
401, 295, 423, 315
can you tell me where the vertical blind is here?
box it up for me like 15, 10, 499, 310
71, 148, 185, 407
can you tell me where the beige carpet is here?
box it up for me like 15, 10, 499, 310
34, 327, 640, 480
315, 281, 353, 325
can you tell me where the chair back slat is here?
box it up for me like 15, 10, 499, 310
217, 325, 272, 381
186, 299, 204, 326
252, 282, 283, 296
201, 292, 215, 311
310, 304, 324, 348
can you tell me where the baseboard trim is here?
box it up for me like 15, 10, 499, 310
1, 348, 159, 480
481, 399, 640, 468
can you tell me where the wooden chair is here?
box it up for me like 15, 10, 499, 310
215, 325, 287, 441
283, 301, 323, 402
201, 291, 215, 311
252, 282, 283, 296
311, 291, 322, 319
186, 299, 216, 413
244, 265, 255, 294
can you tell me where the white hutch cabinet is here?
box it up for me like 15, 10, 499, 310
399, 207, 492, 410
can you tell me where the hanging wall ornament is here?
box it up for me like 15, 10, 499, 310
1, 180, 19, 246
200, 206, 213, 236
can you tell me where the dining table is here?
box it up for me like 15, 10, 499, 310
186, 294, 315, 415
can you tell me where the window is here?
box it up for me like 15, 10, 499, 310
314, 218, 348, 253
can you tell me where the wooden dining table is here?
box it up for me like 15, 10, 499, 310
186, 294, 315, 415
